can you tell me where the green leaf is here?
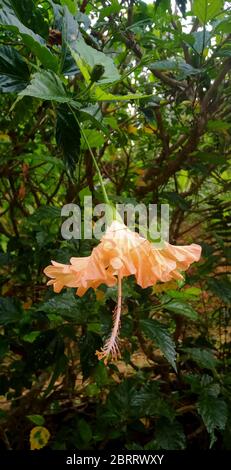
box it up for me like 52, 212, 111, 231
99, 0, 121, 19
183, 287, 202, 296
79, 332, 101, 379
79, 105, 109, 134
60, 0, 77, 15
56, 104, 81, 175
103, 116, 118, 129
103, 379, 165, 422
38, 291, 86, 323
197, 151, 227, 165
182, 347, 218, 370
192, 0, 224, 24
10, 0, 48, 37
0, 410, 7, 420
70, 38, 120, 84
103, 380, 174, 422
167, 287, 201, 300
27, 414, 45, 426
153, 418, 186, 450
92, 87, 149, 102
140, 318, 177, 371
28, 206, 61, 223
93, 362, 110, 387
70, 43, 148, 101
0, 45, 29, 92
19, 71, 71, 103
163, 191, 190, 211
60, 4, 79, 75
26, 330, 62, 371
164, 300, 199, 321
0, 336, 9, 358
197, 395, 228, 445
207, 120, 231, 131
214, 45, 231, 57
0, 297, 22, 325
191, 31, 211, 54
131, 383, 175, 420
81, 129, 105, 149
0, 0, 58, 71
215, 18, 231, 33
77, 419, 92, 443
207, 278, 231, 304
150, 59, 200, 77
44, 354, 68, 396
23, 331, 40, 343
85, 383, 100, 397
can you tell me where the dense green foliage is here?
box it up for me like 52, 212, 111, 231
0, 0, 231, 450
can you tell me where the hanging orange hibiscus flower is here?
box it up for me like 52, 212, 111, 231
44, 220, 201, 363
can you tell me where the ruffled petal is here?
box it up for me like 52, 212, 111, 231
44, 221, 201, 296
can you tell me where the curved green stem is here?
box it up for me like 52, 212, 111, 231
68, 105, 110, 205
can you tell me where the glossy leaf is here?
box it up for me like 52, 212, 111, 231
27, 414, 45, 426
153, 419, 186, 450
140, 318, 177, 371
0, 0, 58, 71
70, 46, 148, 101
19, 71, 71, 103
38, 291, 85, 323
0, 297, 22, 325
193, 0, 224, 24
79, 332, 102, 379
70, 37, 120, 84
10, 0, 49, 37
60, 0, 77, 15
0, 45, 29, 93
150, 59, 200, 77
164, 300, 199, 321
56, 104, 81, 175
81, 129, 104, 149
92, 87, 150, 102
191, 30, 211, 54
0, 336, 9, 358
197, 395, 228, 445
182, 347, 218, 370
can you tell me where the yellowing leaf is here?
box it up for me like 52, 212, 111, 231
71, 52, 91, 84
23, 299, 32, 310
142, 124, 157, 134
96, 290, 105, 302
135, 177, 146, 187
93, 86, 148, 102
194, 102, 201, 113
70, 47, 149, 101
127, 125, 138, 135
134, 168, 145, 175
0, 132, 11, 142
30, 426, 50, 450
177, 169, 190, 192
153, 281, 179, 294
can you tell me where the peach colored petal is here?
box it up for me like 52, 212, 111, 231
44, 220, 202, 363
97, 221, 201, 288
44, 220, 201, 297
44, 261, 80, 293
162, 243, 202, 270
44, 247, 117, 297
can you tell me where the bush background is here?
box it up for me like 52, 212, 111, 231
0, 0, 230, 450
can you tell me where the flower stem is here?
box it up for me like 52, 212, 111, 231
68, 105, 110, 205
